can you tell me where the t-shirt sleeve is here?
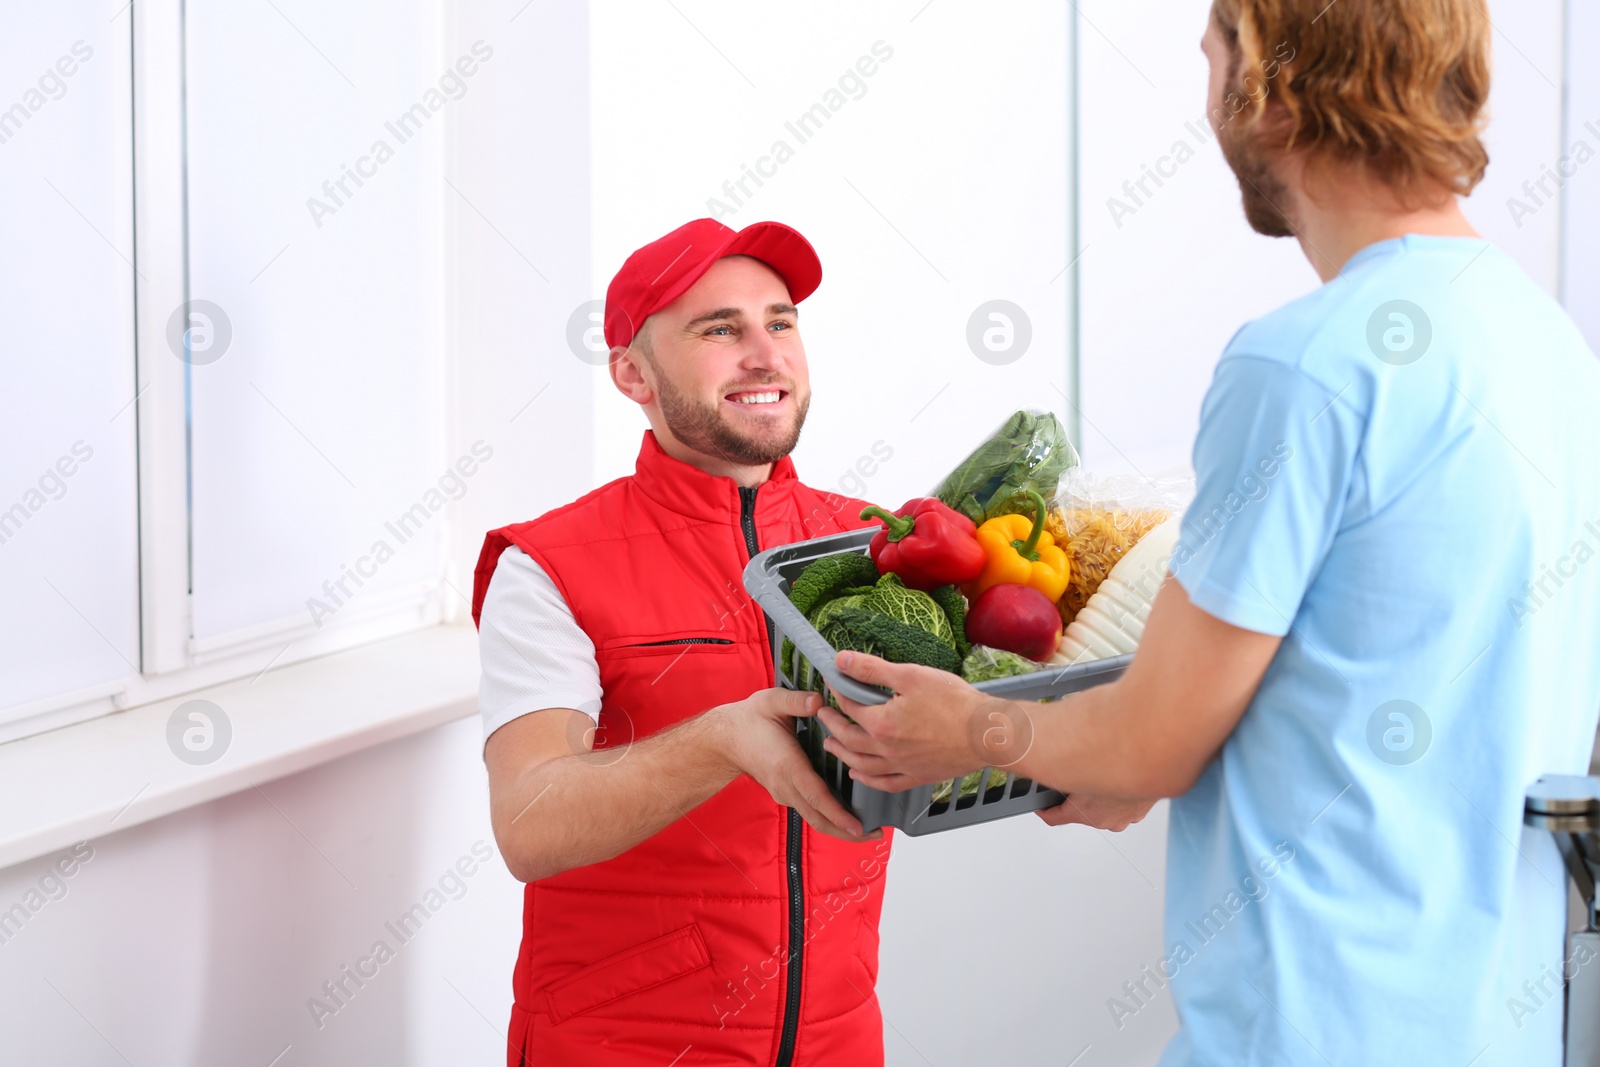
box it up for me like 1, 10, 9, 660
1169, 355, 1362, 636
477, 545, 603, 745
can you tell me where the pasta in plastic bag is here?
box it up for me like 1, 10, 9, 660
1049, 515, 1183, 666
1046, 470, 1193, 627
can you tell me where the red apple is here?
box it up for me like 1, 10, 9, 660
965, 583, 1062, 661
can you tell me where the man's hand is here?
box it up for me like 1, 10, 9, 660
1035, 794, 1158, 831
817, 651, 992, 792
714, 688, 882, 842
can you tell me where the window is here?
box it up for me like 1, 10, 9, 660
0, 8, 139, 739
182, 0, 444, 655
0, 1, 453, 741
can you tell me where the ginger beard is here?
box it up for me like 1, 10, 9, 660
1215, 56, 1297, 238
649, 358, 811, 466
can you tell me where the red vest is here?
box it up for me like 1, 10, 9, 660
471, 431, 895, 1067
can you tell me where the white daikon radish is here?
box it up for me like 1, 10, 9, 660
1049, 514, 1183, 666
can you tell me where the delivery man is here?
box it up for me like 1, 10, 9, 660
819, 1, 1600, 1064
471, 219, 893, 1066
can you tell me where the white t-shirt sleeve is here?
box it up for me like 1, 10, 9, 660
477, 544, 603, 744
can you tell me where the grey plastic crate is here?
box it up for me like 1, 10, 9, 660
742, 527, 1132, 836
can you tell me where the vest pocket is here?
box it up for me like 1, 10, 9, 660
600, 634, 740, 661
542, 923, 712, 1024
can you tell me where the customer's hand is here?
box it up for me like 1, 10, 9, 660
820, 651, 992, 791
1036, 793, 1157, 832
714, 689, 882, 842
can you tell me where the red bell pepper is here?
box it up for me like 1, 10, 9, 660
859, 498, 987, 591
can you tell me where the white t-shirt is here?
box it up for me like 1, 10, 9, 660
477, 545, 603, 744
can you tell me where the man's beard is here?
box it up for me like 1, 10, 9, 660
654, 370, 810, 466
1218, 121, 1297, 238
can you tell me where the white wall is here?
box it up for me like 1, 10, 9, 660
1564, 0, 1600, 351
588, 1, 1075, 506
1459, 0, 1566, 293
1078, 0, 1572, 480
0, 716, 523, 1066
445, 0, 595, 617
1076, 1, 1314, 479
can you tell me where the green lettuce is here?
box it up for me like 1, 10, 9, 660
933, 409, 1079, 525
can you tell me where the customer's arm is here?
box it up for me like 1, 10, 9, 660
820, 578, 1282, 801
1008, 578, 1283, 798
485, 691, 877, 884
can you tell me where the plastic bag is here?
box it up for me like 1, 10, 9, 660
932, 409, 1079, 526
1045, 469, 1193, 627
960, 644, 1046, 683
931, 767, 1010, 804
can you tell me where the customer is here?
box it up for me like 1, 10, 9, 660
820, 2, 1600, 1064
472, 218, 893, 1066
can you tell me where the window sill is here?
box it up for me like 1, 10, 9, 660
0, 622, 481, 871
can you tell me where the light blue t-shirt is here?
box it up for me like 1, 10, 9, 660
1159, 235, 1600, 1066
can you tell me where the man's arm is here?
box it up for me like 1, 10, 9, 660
486, 690, 879, 884
818, 577, 1282, 801
1012, 577, 1282, 797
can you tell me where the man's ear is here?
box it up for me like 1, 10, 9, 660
609, 345, 654, 404
1254, 97, 1296, 145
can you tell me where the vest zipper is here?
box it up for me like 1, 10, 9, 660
621, 637, 734, 647
739, 484, 804, 1067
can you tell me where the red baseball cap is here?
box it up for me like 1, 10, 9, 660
603, 218, 823, 349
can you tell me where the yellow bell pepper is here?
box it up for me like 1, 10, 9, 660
962, 489, 1071, 602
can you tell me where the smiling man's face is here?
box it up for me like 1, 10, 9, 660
625, 254, 812, 470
